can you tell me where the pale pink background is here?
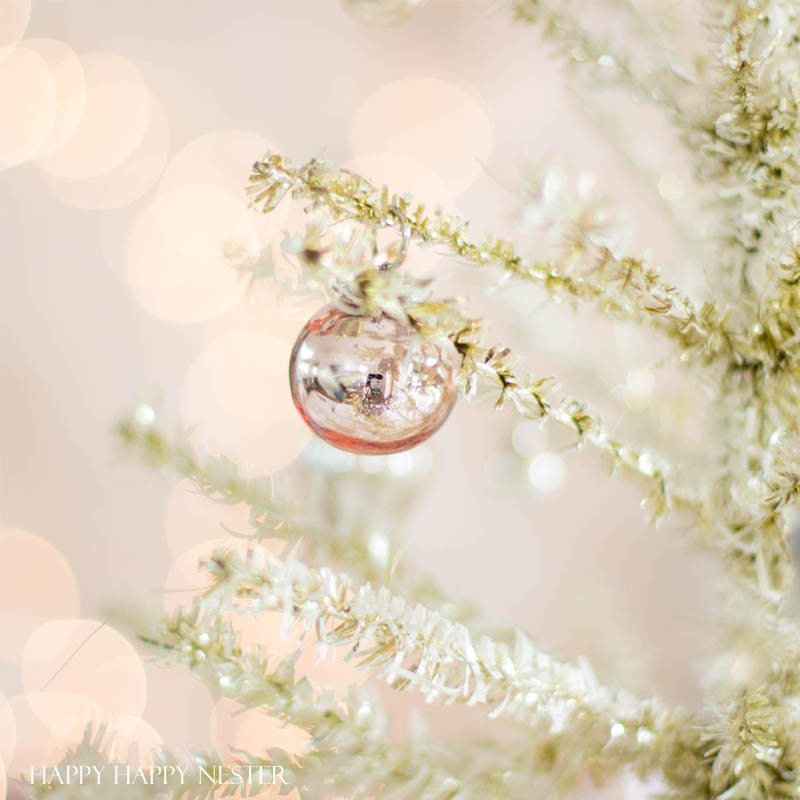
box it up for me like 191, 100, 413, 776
1, 1, 715, 797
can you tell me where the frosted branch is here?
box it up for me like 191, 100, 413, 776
116, 412, 488, 631
183, 545, 700, 783
248, 154, 743, 368
511, 0, 696, 121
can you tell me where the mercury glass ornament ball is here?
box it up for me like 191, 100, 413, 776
289, 306, 460, 454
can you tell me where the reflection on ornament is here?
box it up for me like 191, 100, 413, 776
289, 306, 459, 454
343, 0, 426, 25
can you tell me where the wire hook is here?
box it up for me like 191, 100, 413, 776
377, 204, 410, 271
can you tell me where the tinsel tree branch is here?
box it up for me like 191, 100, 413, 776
117, 391, 724, 621
248, 150, 800, 603
87, 1, 800, 796
147, 611, 476, 799
510, 0, 697, 120
507, 0, 800, 384
699, 1, 800, 284
115, 400, 798, 796
26, 728, 282, 799
703, 689, 800, 800
116, 411, 487, 632
453, 325, 699, 519
560, 80, 705, 251
248, 154, 754, 370
761, 236, 800, 351
244, 130, 800, 797
46, 605, 696, 800
145, 609, 645, 797
696, 578, 800, 799
689, 0, 800, 416
711, 426, 800, 600
176, 545, 704, 789
599, 0, 689, 63
245, 162, 704, 517
251, 157, 800, 574
35, 612, 638, 799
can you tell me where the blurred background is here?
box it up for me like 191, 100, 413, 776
1, 0, 717, 796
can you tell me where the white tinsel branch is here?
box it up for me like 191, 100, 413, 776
188, 545, 701, 783
145, 610, 632, 797
116, 410, 489, 633
247, 154, 751, 370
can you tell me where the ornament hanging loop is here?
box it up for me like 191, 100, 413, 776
376, 205, 410, 271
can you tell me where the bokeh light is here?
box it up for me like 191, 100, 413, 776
658, 172, 684, 202
162, 539, 243, 613
25, 39, 86, 159
512, 420, 548, 458
232, 611, 303, 657
351, 77, 493, 195
347, 153, 451, 205
143, 662, 216, 750
181, 328, 312, 473
6, 695, 50, 778
164, 478, 253, 558
162, 185, 257, 261
7, 692, 99, 777
126, 185, 251, 322
124, 129, 288, 322
294, 639, 368, 697
201, 577, 367, 698
210, 698, 309, 759
159, 129, 276, 197
25, 692, 101, 741
527, 451, 566, 493
21, 619, 147, 719
624, 366, 656, 410
0, 45, 57, 170
42, 89, 169, 209
0, 528, 80, 663
36, 52, 149, 179
0, 0, 30, 52
102, 714, 163, 765
164, 537, 286, 618
0, 694, 15, 768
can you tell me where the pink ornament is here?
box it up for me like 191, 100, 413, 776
289, 306, 459, 454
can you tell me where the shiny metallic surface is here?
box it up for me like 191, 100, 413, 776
289, 306, 459, 454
